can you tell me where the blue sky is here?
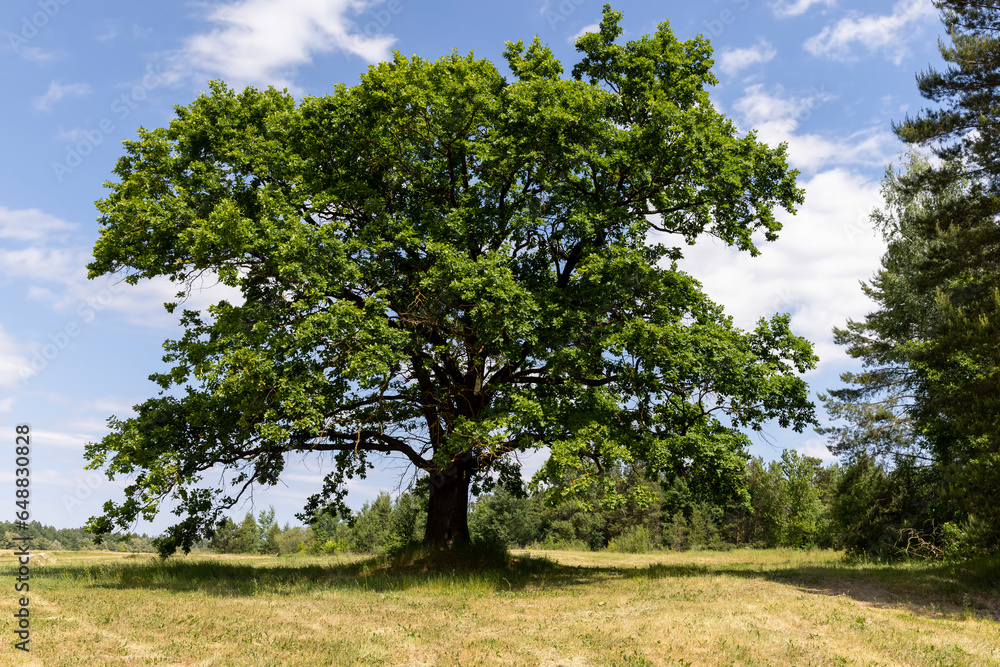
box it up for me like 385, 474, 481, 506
1, 0, 946, 533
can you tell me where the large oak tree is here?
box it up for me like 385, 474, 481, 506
85, 6, 817, 556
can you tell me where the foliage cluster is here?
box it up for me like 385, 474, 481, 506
468, 450, 842, 553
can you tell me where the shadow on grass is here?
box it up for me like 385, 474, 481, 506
31, 543, 591, 597
29, 547, 1000, 622
620, 555, 1000, 622
755, 556, 1000, 622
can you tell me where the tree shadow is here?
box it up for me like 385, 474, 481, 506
32, 551, 1000, 622
615, 555, 1000, 622
35, 551, 595, 597
748, 558, 1000, 622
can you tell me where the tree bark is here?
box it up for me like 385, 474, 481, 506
423, 455, 473, 545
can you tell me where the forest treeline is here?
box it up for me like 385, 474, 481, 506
126, 447, 995, 559
3, 446, 984, 560
287, 449, 985, 560
0, 521, 156, 553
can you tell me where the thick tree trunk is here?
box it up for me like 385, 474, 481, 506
423, 455, 473, 545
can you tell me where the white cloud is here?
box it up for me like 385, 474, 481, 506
0, 247, 88, 287
734, 83, 835, 131
804, 0, 937, 64
74, 397, 141, 418
569, 23, 601, 44
771, 0, 836, 19
96, 25, 118, 42
798, 438, 838, 462
672, 168, 885, 371
0, 326, 33, 388
0, 207, 76, 242
11, 44, 63, 63
33, 81, 92, 112
718, 39, 777, 77
732, 84, 898, 172
0, 227, 243, 329
26, 430, 94, 450
782, 128, 899, 173
169, 0, 398, 90
103, 274, 246, 328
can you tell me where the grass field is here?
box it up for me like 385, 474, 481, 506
2, 547, 998, 666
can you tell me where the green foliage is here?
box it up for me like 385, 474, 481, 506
205, 507, 285, 554
820, 149, 1000, 555
0, 520, 147, 552
720, 452, 838, 549
664, 512, 687, 551
385, 491, 424, 551
209, 517, 238, 554
828, 455, 959, 560
608, 525, 654, 553
657, 473, 727, 550
234, 512, 261, 554
685, 502, 722, 550
3, 446, 854, 557
777, 450, 827, 547
847, 0, 1000, 551
82, 4, 816, 555
274, 526, 313, 555
469, 488, 542, 548
349, 493, 394, 554
738, 458, 782, 547
259, 506, 281, 554
340, 491, 427, 554
537, 498, 607, 550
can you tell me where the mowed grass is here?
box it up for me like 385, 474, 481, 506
2, 547, 998, 666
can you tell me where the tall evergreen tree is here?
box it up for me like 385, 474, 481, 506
824, 0, 1000, 550
894, 1, 1000, 544
820, 152, 989, 552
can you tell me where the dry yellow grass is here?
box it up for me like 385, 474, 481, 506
1, 548, 997, 666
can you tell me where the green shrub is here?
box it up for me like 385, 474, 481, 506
687, 502, 722, 550
664, 511, 687, 551
609, 525, 654, 553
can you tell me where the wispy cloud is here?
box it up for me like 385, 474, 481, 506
33, 81, 92, 112
0, 207, 76, 242
5, 42, 63, 63
0, 239, 244, 328
0, 326, 32, 389
96, 25, 118, 42
718, 39, 777, 77
0, 246, 89, 287
569, 23, 601, 44
732, 84, 896, 172
168, 0, 398, 91
804, 0, 937, 64
770, 0, 836, 19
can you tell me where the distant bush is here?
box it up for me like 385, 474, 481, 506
609, 526, 654, 553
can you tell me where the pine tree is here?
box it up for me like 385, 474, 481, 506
824, 0, 1000, 550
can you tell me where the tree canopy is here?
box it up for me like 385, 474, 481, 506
84, 5, 817, 556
